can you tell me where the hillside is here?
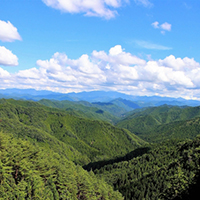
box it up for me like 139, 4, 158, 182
111, 98, 140, 111
93, 136, 200, 199
117, 105, 200, 142
38, 99, 120, 123
138, 116, 200, 143
0, 99, 145, 165
0, 131, 123, 199
2, 98, 200, 199
91, 101, 128, 117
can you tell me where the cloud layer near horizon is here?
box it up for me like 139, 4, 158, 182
0, 45, 200, 99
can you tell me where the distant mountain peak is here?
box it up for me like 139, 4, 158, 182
0, 88, 200, 107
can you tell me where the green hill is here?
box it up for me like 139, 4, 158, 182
138, 116, 200, 143
117, 105, 200, 142
94, 136, 200, 199
2, 98, 200, 199
0, 99, 89, 165
91, 101, 128, 117
0, 99, 145, 165
38, 99, 120, 123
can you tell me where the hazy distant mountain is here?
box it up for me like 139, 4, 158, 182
111, 98, 140, 111
0, 88, 77, 101
67, 91, 133, 102
1, 88, 200, 107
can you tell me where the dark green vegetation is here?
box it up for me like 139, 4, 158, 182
1, 98, 200, 199
117, 105, 200, 142
93, 136, 200, 199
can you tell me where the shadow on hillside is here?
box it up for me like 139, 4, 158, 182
83, 147, 150, 172
173, 172, 200, 200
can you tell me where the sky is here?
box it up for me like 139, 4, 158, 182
0, 0, 200, 99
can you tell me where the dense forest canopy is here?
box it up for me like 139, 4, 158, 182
1, 98, 200, 199
0, 132, 123, 199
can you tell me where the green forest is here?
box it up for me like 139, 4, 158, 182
1, 98, 200, 199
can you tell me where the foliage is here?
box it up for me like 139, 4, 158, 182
2, 98, 200, 199
117, 105, 200, 142
39, 99, 121, 123
0, 132, 123, 199
94, 136, 200, 199
0, 99, 145, 165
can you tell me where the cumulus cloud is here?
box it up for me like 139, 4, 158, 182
92, 45, 146, 65
1, 45, 200, 99
0, 67, 10, 78
0, 46, 19, 66
0, 20, 22, 42
158, 55, 199, 71
42, 0, 129, 19
152, 21, 172, 34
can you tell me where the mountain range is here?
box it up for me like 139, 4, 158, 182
1, 88, 200, 107
1, 90, 200, 199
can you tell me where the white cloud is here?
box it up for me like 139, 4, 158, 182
42, 0, 129, 19
0, 67, 10, 78
109, 45, 123, 55
0, 46, 19, 66
152, 21, 172, 34
158, 55, 199, 71
0, 20, 22, 42
160, 22, 171, 31
135, 40, 172, 50
93, 45, 146, 65
151, 21, 159, 29
16, 68, 41, 79
144, 60, 194, 88
2, 45, 200, 99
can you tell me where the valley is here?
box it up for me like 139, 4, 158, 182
1, 0, 199, 199
1, 90, 200, 199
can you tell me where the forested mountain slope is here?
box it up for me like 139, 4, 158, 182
136, 116, 200, 143
119, 105, 200, 124
117, 105, 200, 142
2, 98, 200, 199
0, 99, 145, 165
94, 136, 200, 200
0, 99, 89, 165
38, 99, 121, 122
0, 132, 123, 200
110, 98, 140, 111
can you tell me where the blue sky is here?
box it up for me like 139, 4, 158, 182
0, 0, 200, 99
